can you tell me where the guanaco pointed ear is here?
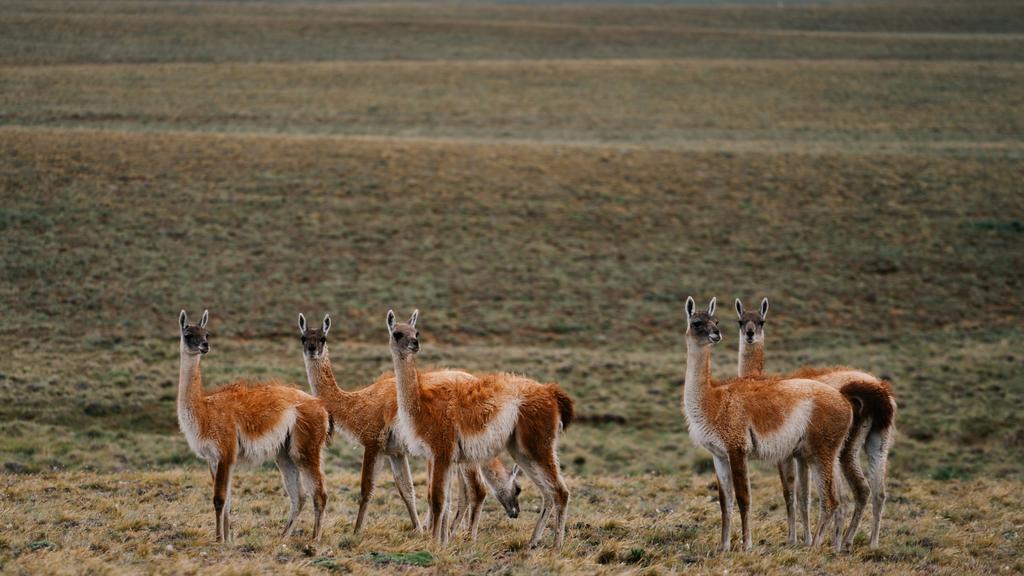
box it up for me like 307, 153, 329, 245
735, 298, 745, 318
685, 296, 695, 319
760, 297, 769, 320
707, 297, 717, 316
200, 309, 209, 328
179, 310, 188, 332
298, 313, 307, 334
409, 309, 419, 328
322, 313, 331, 335
386, 309, 397, 332
510, 464, 520, 481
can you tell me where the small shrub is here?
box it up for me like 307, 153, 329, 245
624, 547, 647, 565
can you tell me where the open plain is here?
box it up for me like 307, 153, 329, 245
0, 1, 1022, 574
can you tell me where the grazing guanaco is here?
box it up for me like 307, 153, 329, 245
446, 460, 522, 540
735, 297, 895, 549
386, 309, 574, 547
682, 297, 852, 552
297, 313, 520, 537
177, 310, 331, 543
422, 457, 523, 540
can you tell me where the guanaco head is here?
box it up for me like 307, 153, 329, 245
491, 462, 523, 519
386, 309, 420, 357
179, 309, 210, 356
298, 313, 331, 359
685, 297, 721, 346
734, 297, 768, 345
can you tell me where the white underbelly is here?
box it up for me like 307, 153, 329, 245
747, 399, 813, 463
237, 408, 297, 464
456, 400, 520, 462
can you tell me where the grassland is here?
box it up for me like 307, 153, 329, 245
1, 0, 1023, 574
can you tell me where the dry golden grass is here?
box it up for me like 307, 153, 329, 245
2, 469, 1022, 574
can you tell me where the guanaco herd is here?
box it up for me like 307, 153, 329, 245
176, 297, 895, 553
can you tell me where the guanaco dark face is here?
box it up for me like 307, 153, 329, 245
734, 297, 769, 345
179, 309, 210, 355
685, 297, 721, 346
298, 313, 330, 359
386, 309, 420, 356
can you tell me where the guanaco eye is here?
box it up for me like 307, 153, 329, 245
319, 337, 326, 344
392, 331, 403, 340
415, 331, 420, 338
301, 336, 307, 343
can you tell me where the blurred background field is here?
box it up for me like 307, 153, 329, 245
0, 1, 1022, 574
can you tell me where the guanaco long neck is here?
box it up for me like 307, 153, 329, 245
390, 348, 421, 419
682, 337, 714, 420
737, 338, 765, 377
303, 348, 351, 407
178, 342, 205, 417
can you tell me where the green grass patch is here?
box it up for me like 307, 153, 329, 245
369, 551, 434, 567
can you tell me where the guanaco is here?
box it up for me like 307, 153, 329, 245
177, 310, 331, 543
386, 309, 574, 547
682, 297, 851, 552
735, 297, 895, 549
449, 460, 522, 540
297, 313, 520, 538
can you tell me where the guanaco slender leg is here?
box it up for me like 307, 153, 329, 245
424, 459, 434, 528
354, 445, 379, 534
796, 456, 812, 545
223, 472, 234, 543
389, 453, 423, 533
550, 469, 570, 547
464, 465, 488, 541
866, 426, 891, 549
512, 458, 553, 548
811, 456, 844, 552
840, 421, 871, 550
448, 468, 471, 539
728, 449, 753, 551
510, 442, 569, 549
429, 456, 453, 544
277, 450, 305, 537
712, 454, 735, 552
778, 458, 798, 545
301, 465, 328, 543
213, 460, 232, 543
